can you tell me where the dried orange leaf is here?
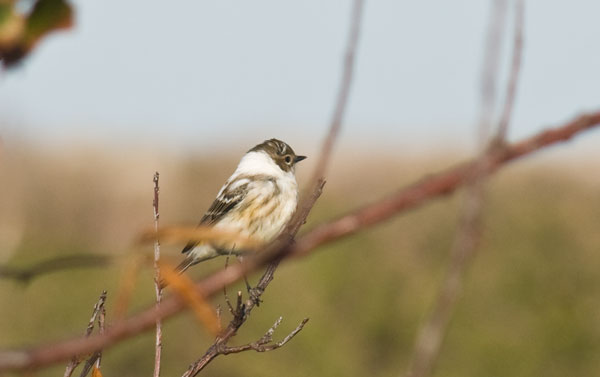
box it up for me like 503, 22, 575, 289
158, 261, 220, 335
113, 256, 142, 320
92, 365, 103, 377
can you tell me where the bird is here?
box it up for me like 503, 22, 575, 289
175, 138, 306, 275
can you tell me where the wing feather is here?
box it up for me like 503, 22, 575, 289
181, 178, 249, 254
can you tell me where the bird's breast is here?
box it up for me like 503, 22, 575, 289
216, 175, 298, 244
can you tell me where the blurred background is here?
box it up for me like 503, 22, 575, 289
1, 0, 600, 376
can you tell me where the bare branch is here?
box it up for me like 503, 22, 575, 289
152, 172, 163, 377
219, 317, 309, 354
0, 255, 111, 283
496, 0, 525, 141
77, 352, 100, 377
406, 3, 524, 376
181, 1, 365, 374
309, 0, 365, 184
222, 255, 235, 315
291, 111, 599, 262
0, 110, 598, 373
63, 291, 107, 377
181, 317, 308, 376
406, 170, 486, 377
77, 302, 105, 377
76, 292, 107, 377
477, 0, 508, 145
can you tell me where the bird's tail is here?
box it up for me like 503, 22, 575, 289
158, 256, 197, 289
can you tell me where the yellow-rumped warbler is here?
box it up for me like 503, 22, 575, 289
176, 139, 306, 273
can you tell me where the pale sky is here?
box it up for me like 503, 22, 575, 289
1, 0, 599, 153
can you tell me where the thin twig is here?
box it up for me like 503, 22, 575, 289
1, 111, 599, 373
181, 260, 277, 376
222, 254, 235, 315
152, 172, 163, 377
0, 255, 111, 283
309, 0, 365, 185
405, 169, 486, 377
96, 298, 106, 367
496, 0, 525, 141
477, 0, 508, 145
63, 291, 107, 377
219, 317, 309, 354
406, 2, 523, 376
77, 352, 100, 377
77, 291, 107, 377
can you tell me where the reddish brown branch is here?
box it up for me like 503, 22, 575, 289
181, 1, 365, 374
405, 3, 526, 377
0, 111, 598, 373
290, 111, 600, 258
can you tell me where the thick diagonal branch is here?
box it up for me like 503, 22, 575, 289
0, 110, 599, 373
181, 1, 365, 374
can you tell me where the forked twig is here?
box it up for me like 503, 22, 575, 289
477, 0, 508, 144
219, 317, 309, 354
406, 2, 525, 377
496, 0, 525, 141
63, 291, 107, 377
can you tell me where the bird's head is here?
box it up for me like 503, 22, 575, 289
248, 139, 307, 173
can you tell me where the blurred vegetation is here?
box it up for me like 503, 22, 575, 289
0, 144, 599, 377
0, 0, 73, 68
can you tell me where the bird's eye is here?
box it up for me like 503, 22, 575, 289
284, 155, 292, 164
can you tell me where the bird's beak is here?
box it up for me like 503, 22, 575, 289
294, 155, 307, 163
